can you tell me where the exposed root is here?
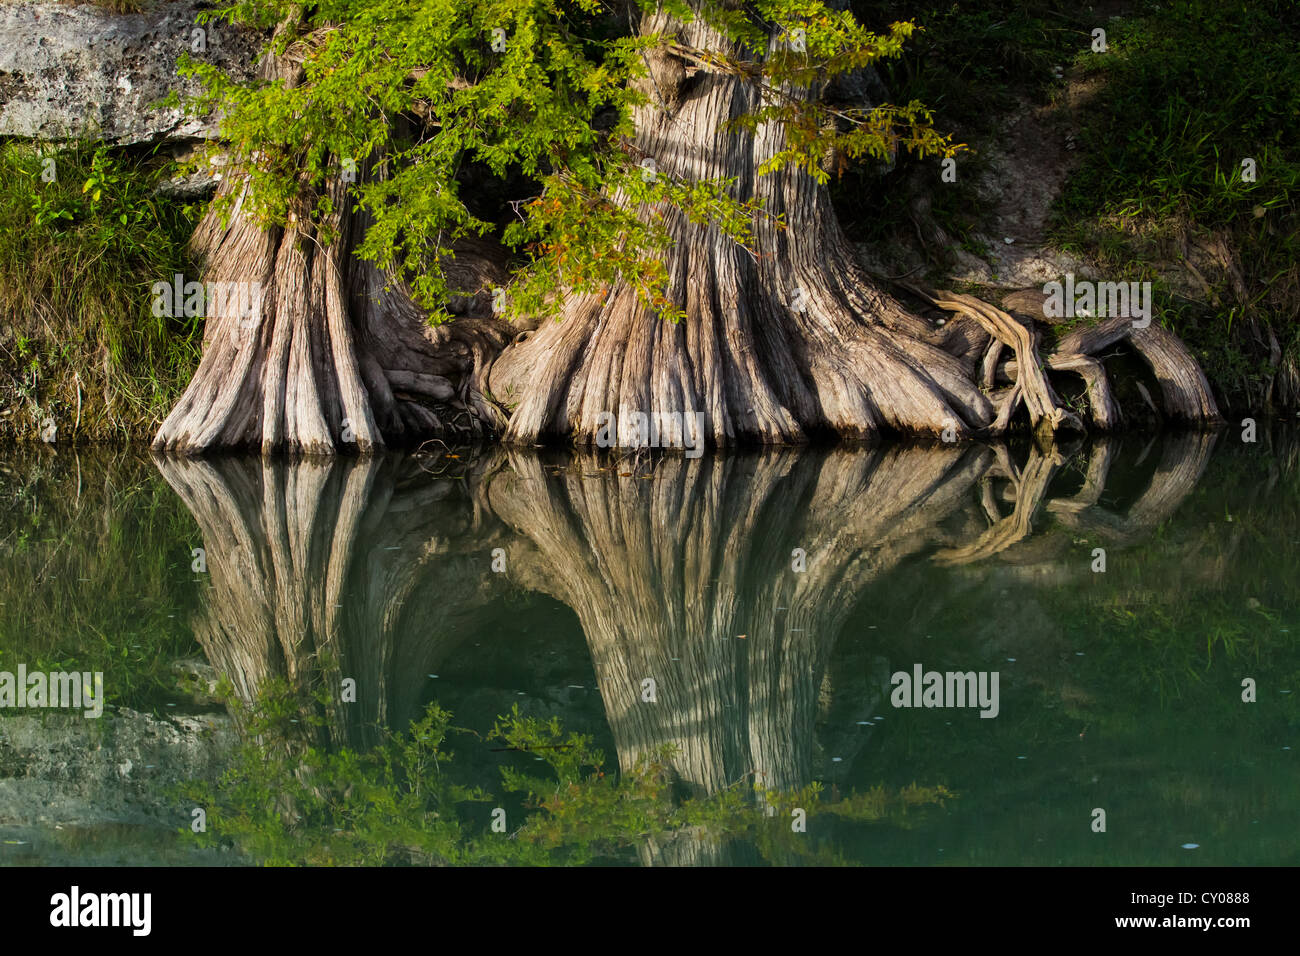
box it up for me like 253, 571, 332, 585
153, 13, 1223, 456
905, 284, 1084, 438
906, 285, 1222, 436
1052, 315, 1221, 426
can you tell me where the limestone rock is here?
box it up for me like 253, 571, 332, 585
0, 1, 262, 145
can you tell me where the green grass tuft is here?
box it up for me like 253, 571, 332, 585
0, 142, 206, 440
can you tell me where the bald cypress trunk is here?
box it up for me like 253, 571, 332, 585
152, 45, 512, 456
156, 9, 1222, 456
488, 8, 1221, 448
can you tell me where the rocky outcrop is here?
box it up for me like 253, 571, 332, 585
0, 1, 261, 145
0, 707, 234, 828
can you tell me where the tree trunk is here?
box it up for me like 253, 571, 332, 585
152, 46, 513, 457
488, 10, 1222, 449
157, 10, 1223, 456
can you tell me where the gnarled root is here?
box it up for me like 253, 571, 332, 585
910, 286, 1085, 438
910, 287, 1222, 436
153, 51, 514, 458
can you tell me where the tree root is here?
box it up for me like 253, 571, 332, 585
907, 286, 1084, 438
152, 15, 1223, 456
905, 285, 1222, 438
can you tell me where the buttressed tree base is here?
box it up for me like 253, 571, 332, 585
152, 1, 1221, 457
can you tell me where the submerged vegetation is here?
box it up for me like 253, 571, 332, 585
177, 679, 953, 866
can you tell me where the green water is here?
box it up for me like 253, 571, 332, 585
1, 430, 1297, 865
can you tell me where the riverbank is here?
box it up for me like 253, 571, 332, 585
1, 0, 1295, 442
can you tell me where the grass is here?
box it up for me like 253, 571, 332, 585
1048, 0, 1300, 411
0, 142, 205, 441
835, 0, 1299, 413
71, 0, 152, 12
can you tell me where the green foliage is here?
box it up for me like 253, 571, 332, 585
179, 686, 953, 865
734, 98, 953, 183
1050, 0, 1300, 406
499, 167, 766, 323
0, 142, 204, 439
177, 0, 955, 322
1056, 1, 1299, 231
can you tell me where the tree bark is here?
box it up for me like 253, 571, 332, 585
487, 9, 1222, 449
152, 45, 514, 457
156, 9, 1223, 456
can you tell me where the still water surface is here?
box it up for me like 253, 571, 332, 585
1, 430, 1297, 865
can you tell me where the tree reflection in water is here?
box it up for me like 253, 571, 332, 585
154, 433, 1217, 863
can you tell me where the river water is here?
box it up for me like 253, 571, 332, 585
1, 429, 1296, 865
